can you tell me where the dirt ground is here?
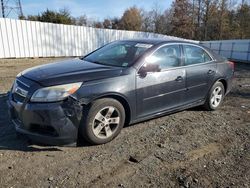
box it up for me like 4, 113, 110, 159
0, 58, 249, 188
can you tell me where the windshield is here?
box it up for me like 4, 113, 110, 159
83, 41, 153, 67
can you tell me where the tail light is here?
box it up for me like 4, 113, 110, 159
228, 61, 235, 71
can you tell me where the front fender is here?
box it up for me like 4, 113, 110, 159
72, 74, 137, 122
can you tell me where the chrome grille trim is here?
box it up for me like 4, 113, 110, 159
14, 86, 28, 97
12, 79, 29, 103
16, 79, 30, 88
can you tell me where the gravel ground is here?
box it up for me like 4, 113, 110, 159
0, 58, 249, 188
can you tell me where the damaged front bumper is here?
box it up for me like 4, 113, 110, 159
8, 92, 83, 146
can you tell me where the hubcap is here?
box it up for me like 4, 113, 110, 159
210, 86, 223, 108
92, 106, 120, 139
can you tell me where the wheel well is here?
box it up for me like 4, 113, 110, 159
218, 79, 227, 93
97, 95, 131, 126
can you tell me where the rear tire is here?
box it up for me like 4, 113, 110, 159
79, 98, 125, 145
203, 81, 225, 111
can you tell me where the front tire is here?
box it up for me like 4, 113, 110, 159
204, 81, 225, 111
79, 98, 125, 145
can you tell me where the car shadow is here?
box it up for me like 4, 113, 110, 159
0, 93, 65, 152
186, 106, 205, 111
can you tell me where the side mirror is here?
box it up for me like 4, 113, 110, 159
138, 63, 160, 77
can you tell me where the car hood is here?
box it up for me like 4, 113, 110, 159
21, 58, 125, 86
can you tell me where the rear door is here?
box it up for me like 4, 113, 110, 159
182, 44, 216, 104
136, 44, 186, 118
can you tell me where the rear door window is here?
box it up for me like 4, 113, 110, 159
183, 45, 212, 65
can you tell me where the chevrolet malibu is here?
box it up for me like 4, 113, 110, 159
8, 39, 234, 145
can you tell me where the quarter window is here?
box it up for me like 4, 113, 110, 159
183, 45, 212, 65
145, 45, 181, 70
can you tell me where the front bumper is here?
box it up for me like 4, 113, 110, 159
8, 93, 83, 146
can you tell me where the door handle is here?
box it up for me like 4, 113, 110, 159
207, 70, 215, 75
175, 76, 183, 82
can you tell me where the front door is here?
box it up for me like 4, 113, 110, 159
136, 44, 186, 118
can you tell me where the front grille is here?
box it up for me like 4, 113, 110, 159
13, 92, 26, 103
12, 79, 29, 103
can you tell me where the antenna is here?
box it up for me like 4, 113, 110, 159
0, 0, 24, 18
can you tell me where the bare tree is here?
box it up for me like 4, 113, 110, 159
75, 15, 87, 26
237, 2, 250, 38
103, 19, 112, 29
141, 9, 154, 32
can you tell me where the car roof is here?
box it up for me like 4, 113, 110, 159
119, 38, 199, 46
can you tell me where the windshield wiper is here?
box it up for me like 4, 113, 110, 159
83, 59, 105, 65
91, 60, 104, 65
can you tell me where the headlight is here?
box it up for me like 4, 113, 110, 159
30, 82, 82, 102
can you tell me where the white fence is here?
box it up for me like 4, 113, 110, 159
0, 18, 188, 59
2, 18, 248, 62
201, 40, 250, 63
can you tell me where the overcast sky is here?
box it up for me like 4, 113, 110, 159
20, 0, 172, 20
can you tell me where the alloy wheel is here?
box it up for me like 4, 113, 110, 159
92, 106, 120, 139
210, 86, 223, 108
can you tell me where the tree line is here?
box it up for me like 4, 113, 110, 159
21, 0, 250, 41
